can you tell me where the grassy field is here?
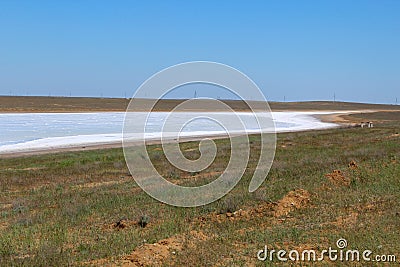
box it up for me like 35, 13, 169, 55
1, 96, 400, 112
0, 117, 399, 266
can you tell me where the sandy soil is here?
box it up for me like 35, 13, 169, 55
315, 110, 373, 125
317, 109, 400, 124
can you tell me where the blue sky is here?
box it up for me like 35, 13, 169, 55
0, 1, 399, 103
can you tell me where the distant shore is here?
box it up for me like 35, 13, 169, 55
1, 96, 400, 113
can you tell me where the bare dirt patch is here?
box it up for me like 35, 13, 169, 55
348, 160, 358, 169
0, 221, 9, 230
387, 133, 400, 139
1, 203, 13, 210
325, 170, 350, 186
123, 235, 183, 266
85, 230, 211, 266
121, 230, 210, 266
197, 189, 311, 225
273, 189, 311, 217
112, 218, 139, 230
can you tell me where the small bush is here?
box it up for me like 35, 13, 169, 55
218, 197, 240, 214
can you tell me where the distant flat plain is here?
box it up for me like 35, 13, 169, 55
1, 96, 400, 113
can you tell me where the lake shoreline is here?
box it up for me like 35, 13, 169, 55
0, 110, 347, 158
1, 109, 397, 158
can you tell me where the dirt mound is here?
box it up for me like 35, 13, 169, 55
107, 218, 140, 230
348, 160, 358, 169
122, 230, 209, 266
388, 133, 399, 139
273, 189, 311, 217
198, 189, 311, 223
186, 230, 210, 248
220, 208, 252, 221
201, 203, 276, 224
123, 236, 183, 266
0, 221, 9, 231
325, 170, 350, 186
333, 212, 358, 227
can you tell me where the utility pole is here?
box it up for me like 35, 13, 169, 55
333, 93, 336, 103
194, 90, 197, 98
284, 96, 286, 102
396, 97, 398, 105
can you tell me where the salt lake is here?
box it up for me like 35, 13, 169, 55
0, 111, 340, 154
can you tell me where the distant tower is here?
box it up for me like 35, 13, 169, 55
194, 90, 197, 98
333, 93, 336, 103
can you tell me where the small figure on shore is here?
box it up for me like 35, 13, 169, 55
360, 122, 373, 128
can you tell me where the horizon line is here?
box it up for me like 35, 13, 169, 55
0, 94, 398, 106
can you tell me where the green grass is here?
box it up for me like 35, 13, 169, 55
0, 121, 399, 266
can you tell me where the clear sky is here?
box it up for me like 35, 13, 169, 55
0, 1, 399, 103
